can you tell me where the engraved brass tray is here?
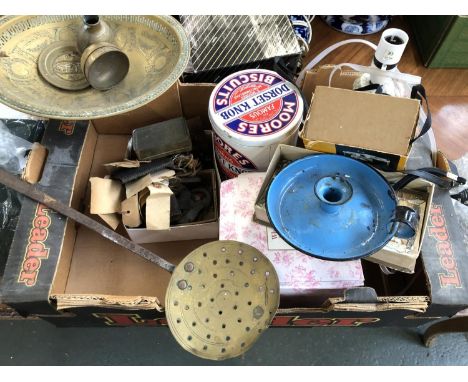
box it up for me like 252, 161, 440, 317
0, 15, 190, 119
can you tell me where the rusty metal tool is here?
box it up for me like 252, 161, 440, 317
0, 168, 280, 360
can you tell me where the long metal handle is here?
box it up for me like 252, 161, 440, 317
0, 168, 176, 273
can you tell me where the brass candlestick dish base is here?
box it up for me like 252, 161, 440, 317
0, 15, 189, 119
37, 41, 89, 91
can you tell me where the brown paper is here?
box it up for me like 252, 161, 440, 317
146, 184, 173, 230
125, 174, 153, 199
150, 169, 176, 182
121, 195, 142, 228
138, 188, 150, 207
104, 160, 142, 168
125, 170, 175, 199
89, 177, 123, 214
98, 213, 120, 230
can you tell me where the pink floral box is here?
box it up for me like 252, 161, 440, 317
219, 172, 364, 296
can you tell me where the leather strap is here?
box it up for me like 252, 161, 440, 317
354, 83, 386, 94
451, 189, 468, 206
373, 56, 397, 71
393, 167, 467, 191
410, 84, 432, 144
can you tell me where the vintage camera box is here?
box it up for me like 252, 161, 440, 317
1, 82, 468, 328
300, 85, 420, 172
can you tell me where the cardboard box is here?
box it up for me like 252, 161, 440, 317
366, 178, 435, 273
87, 127, 220, 244
0, 83, 219, 316
300, 67, 429, 138
420, 187, 468, 317
254, 143, 434, 273
1, 119, 92, 315
0, 118, 47, 280
300, 86, 420, 171
301, 65, 361, 103
407, 15, 468, 68
1, 83, 468, 328
300, 66, 436, 172
124, 169, 219, 243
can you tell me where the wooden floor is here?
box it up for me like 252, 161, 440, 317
306, 16, 468, 160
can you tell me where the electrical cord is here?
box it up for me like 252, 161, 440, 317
296, 39, 378, 87
296, 38, 439, 163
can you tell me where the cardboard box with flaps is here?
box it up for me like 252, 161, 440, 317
89, 163, 218, 243
89, 166, 218, 243
253, 144, 434, 274
2, 81, 467, 327
88, 115, 219, 243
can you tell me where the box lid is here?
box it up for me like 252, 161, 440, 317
304, 86, 420, 156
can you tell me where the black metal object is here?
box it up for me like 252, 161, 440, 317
0, 168, 175, 273
132, 117, 192, 161
394, 205, 418, 239
110, 156, 176, 184
110, 154, 200, 184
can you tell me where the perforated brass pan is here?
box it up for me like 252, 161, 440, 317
165, 240, 280, 361
0, 168, 281, 361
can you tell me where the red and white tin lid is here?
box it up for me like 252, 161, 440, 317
209, 69, 304, 146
